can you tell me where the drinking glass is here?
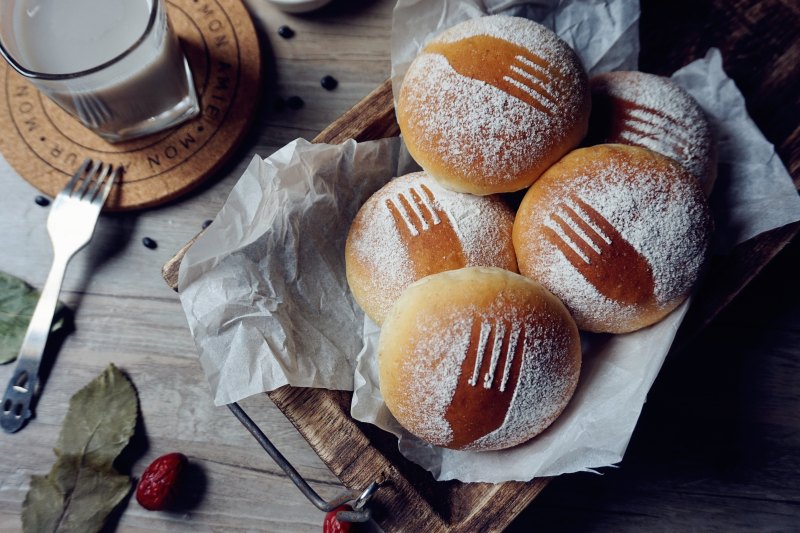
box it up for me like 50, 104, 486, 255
0, 0, 199, 143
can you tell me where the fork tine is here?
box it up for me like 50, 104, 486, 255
468, 319, 492, 387
75, 160, 102, 199
86, 163, 112, 202
548, 213, 594, 265
397, 192, 426, 233
62, 159, 92, 197
92, 165, 121, 207
409, 187, 439, 226
570, 197, 614, 244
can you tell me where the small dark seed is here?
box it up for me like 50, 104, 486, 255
277, 25, 294, 39
142, 237, 158, 250
202, 219, 213, 230
35, 195, 51, 207
320, 75, 338, 91
286, 96, 304, 110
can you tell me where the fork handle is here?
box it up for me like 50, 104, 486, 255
1, 252, 71, 433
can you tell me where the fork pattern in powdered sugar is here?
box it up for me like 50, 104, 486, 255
425, 35, 564, 114
385, 184, 442, 236
500, 52, 560, 113
443, 315, 527, 447
466, 317, 525, 393
544, 195, 656, 307
545, 197, 612, 266
616, 102, 695, 159
385, 182, 468, 274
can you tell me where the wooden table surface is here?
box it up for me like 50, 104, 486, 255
1, 1, 798, 532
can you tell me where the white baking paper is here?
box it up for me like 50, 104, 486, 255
178, 0, 800, 482
178, 138, 419, 405
671, 48, 800, 252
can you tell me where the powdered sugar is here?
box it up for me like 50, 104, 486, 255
347, 172, 516, 322
516, 146, 713, 332
393, 272, 580, 451
467, 318, 576, 451
398, 15, 589, 193
398, 310, 474, 445
402, 54, 549, 184
436, 15, 569, 61
590, 71, 715, 193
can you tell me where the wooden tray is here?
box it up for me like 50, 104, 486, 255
163, 2, 800, 530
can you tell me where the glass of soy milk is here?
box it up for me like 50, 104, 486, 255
0, 0, 199, 142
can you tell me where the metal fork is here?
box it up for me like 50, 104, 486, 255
1, 159, 120, 433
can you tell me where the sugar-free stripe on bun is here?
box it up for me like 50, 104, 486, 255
513, 144, 713, 334
397, 15, 591, 195
379, 267, 581, 451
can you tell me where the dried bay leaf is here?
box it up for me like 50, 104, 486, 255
23, 475, 63, 533
56, 362, 138, 465
0, 271, 68, 364
22, 364, 138, 533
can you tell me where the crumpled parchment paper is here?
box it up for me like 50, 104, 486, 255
178, 0, 800, 482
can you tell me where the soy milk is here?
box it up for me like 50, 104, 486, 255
7, 0, 198, 141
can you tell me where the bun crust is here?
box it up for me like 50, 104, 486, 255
379, 267, 581, 451
346, 172, 517, 325
513, 144, 713, 334
587, 71, 717, 196
396, 15, 590, 195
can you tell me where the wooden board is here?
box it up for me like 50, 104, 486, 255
163, 1, 800, 530
0, 0, 261, 211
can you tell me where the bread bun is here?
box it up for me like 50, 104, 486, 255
346, 171, 517, 325
396, 15, 590, 195
513, 144, 713, 334
379, 267, 581, 451
587, 71, 717, 195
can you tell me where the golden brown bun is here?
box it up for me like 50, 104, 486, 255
345, 172, 517, 325
396, 15, 590, 195
587, 71, 717, 196
513, 144, 713, 334
379, 267, 581, 451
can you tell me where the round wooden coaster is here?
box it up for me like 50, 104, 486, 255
0, 0, 261, 211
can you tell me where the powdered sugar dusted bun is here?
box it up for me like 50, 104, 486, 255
396, 15, 590, 195
513, 144, 713, 334
588, 71, 717, 196
346, 172, 517, 325
379, 267, 581, 451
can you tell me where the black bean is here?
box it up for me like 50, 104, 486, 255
142, 237, 158, 250
277, 25, 294, 39
202, 219, 213, 230
320, 75, 338, 91
286, 96, 304, 110
34, 195, 51, 207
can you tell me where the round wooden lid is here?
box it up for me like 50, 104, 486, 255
0, 0, 261, 211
